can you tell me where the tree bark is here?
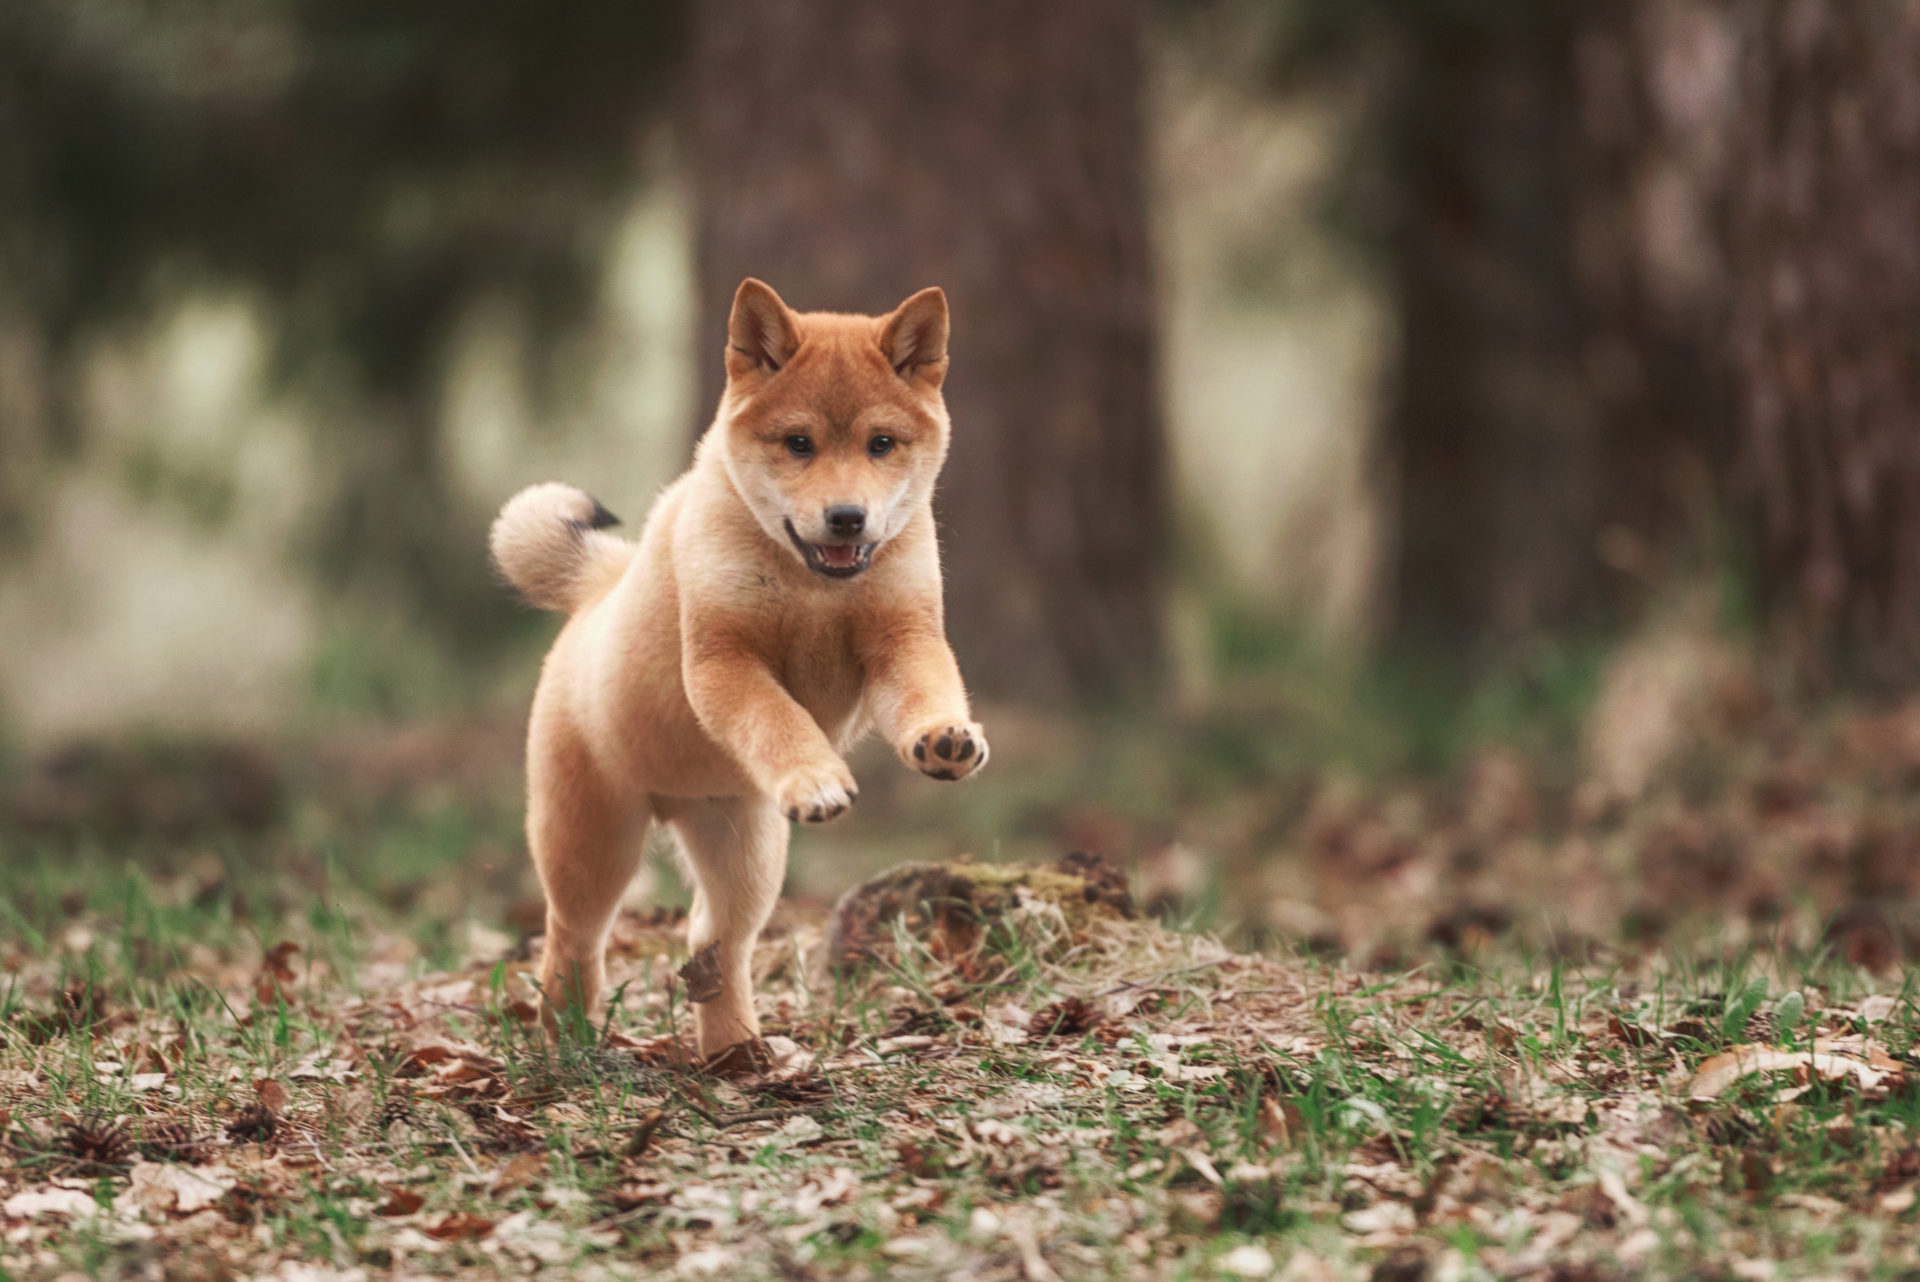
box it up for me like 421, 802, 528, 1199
1385, 1, 1735, 661
1386, 6, 1604, 655
688, 0, 1167, 704
1728, 1, 1920, 684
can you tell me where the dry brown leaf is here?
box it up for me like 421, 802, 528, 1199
424, 1211, 496, 1241
492, 1152, 546, 1196
1688, 1044, 1897, 1099
680, 942, 724, 1004
1608, 1015, 1661, 1047
376, 1187, 424, 1217
3, 1186, 99, 1219
609, 1182, 674, 1211
116, 1162, 236, 1216
1258, 1096, 1303, 1148
621, 1108, 667, 1158
254, 1078, 290, 1115
791, 1166, 859, 1216
255, 940, 299, 1005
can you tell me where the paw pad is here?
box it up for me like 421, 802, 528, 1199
908, 723, 988, 781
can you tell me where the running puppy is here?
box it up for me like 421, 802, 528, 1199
489, 279, 987, 1056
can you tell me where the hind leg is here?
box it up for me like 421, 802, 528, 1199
528, 738, 648, 1034
668, 795, 788, 1057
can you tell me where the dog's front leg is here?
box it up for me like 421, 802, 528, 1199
668, 796, 787, 1057
683, 637, 858, 824
861, 608, 990, 782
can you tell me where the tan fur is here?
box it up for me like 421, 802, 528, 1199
489, 279, 987, 1057
489, 483, 632, 612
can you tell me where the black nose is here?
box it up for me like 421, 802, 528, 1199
825, 505, 866, 538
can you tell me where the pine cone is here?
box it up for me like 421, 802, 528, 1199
1028, 997, 1100, 1040
462, 1102, 544, 1154
138, 1119, 211, 1164
63, 1118, 133, 1166
378, 1094, 416, 1131
226, 1103, 278, 1143
886, 1004, 942, 1036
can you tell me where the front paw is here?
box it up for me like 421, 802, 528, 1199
903, 721, 989, 781
773, 761, 859, 824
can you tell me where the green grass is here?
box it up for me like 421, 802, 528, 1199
4, 832, 1920, 1281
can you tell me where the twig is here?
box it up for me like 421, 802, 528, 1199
305, 1132, 334, 1172
443, 1124, 482, 1177
1093, 956, 1232, 999
676, 1103, 812, 1130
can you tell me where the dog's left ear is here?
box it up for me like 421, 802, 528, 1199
728, 278, 801, 378
879, 288, 949, 388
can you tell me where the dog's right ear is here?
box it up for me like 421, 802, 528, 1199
879, 287, 949, 388
727, 278, 800, 378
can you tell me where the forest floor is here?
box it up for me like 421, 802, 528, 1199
3, 843, 1920, 1282
8, 633, 1920, 1279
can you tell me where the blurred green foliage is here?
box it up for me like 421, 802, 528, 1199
2, 0, 687, 643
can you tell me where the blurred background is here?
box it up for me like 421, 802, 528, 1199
6, 0, 1920, 968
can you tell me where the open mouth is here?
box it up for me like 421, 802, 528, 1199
784, 520, 875, 579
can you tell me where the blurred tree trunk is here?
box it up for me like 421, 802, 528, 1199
1387, 7, 1601, 655
1385, 2, 1734, 659
1566, 2, 1736, 595
689, 0, 1166, 705
1727, 3, 1920, 684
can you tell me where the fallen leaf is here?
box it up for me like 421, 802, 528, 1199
1596, 1165, 1646, 1226
1688, 1045, 1897, 1100
288, 1051, 358, 1083
424, 1211, 496, 1241
3, 1186, 99, 1219
791, 1166, 859, 1217
875, 1034, 936, 1056
1183, 1148, 1224, 1186
377, 1188, 424, 1217
609, 1182, 674, 1211
975, 1118, 1022, 1146
1342, 1200, 1415, 1236
1167, 1063, 1227, 1083
983, 1003, 1032, 1047
254, 1078, 290, 1115
678, 1245, 736, 1276
1860, 995, 1900, 1024
1220, 1243, 1275, 1278
1608, 1015, 1661, 1047
680, 943, 724, 1004
491, 1152, 546, 1196
621, 1108, 667, 1158
115, 1162, 236, 1216
255, 940, 299, 1004
1258, 1096, 1302, 1148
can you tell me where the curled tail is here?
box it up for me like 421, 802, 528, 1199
489, 482, 633, 613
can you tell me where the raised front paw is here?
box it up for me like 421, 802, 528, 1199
904, 721, 989, 782
774, 761, 859, 825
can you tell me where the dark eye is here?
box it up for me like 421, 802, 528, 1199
867, 435, 895, 458
785, 435, 814, 458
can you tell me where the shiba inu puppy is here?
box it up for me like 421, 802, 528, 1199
489, 279, 988, 1057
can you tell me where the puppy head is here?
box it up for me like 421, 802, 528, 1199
718, 279, 951, 580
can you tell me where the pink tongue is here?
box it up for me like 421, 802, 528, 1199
820, 544, 861, 568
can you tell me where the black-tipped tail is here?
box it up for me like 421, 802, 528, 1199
489, 483, 633, 613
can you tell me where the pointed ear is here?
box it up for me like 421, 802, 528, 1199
727, 278, 800, 376
878, 287, 949, 387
